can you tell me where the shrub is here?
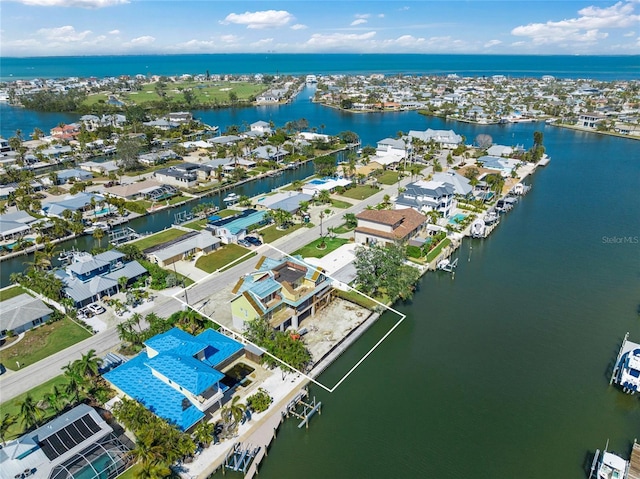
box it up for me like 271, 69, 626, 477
406, 245, 422, 258
246, 388, 272, 413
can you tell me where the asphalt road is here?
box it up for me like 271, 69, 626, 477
0, 172, 421, 403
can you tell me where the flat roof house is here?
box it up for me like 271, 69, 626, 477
207, 209, 267, 244
354, 209, 427, 246
105, 327, 244, 431
0, 293, 53, 339
230, 255, 333, 332
153, 163, 200, 188
0, 404, 131, 479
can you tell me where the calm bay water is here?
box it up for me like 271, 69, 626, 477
1, 55, 639, 477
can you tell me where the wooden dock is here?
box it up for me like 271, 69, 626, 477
628, 440, 640, 479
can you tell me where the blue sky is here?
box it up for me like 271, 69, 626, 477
1, 0, 638, 56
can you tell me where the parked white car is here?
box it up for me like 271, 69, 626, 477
87, 303, 105, 315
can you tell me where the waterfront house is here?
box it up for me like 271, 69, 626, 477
79, 160, 119, 175
250, 120, 272, 135
395, 179, 456, 218
476, 156, 521, 177
139, 149, 178, 166
145, 231, 221, 267
50, 123, 80, 141
0, 293, 53, 338
168, 111, 193, 124
486, 144, 524, 157
55, 250, 147, 307
431, 171, 473, 197
104, 179, 174, 201
376, 137, 411, 158
251, 145, 288, 163
254, 191, 313, 215
105, 327, 244, 431
0, 404, 130, 479
301, 177, 352, 196
407, 129, 463, 148
354, 209, 428, 246
230, 255, 333, 332
154, 163, 200, 188
41, 192, 105, 218
207, 209, 268, 244
578, 112, 606, 128
0, 210, 39, 241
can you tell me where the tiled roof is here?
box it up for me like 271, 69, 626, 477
146, 354, 224, 396
356, 208, 427, 241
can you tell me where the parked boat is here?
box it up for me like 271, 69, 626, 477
57, 247, 77, 262
437, 257, 458, 272
84, 221, 109, 234
610, 333, 640, 394
484, 211, 499, 224
223, 192, 239, 204
589, 444, 630, 479
470, 218, 486, 238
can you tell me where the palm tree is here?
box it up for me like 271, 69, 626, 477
75, 349, 102, 379
220, 396, 246, 436
93, 227, 105, 248
62, 362, 86, 403
135, 460, 171, 479
129, 429, 165, 466
19, 394, 45, 430
46, 385, 68, 414
193, 420, 215, 448
0, 413, 17, 445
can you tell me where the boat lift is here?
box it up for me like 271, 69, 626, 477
108, 227, 140, 245
437, 257, 458, 273
223, 443, 261, 474
285, 389, 322, 429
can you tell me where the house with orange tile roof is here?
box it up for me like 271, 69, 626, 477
354, 208, 427, 246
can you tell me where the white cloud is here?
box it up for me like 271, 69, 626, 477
305, 31, 377, 50
223, 10, 293, 29
623, 30, 636, 37
351, 19, 367, 26
108, 29, 120, 35
37, 25, 91, 42
126, 35, 155, 46
15, 0, 128, 8
290, 24, 307, 30
251, 38, 274, 48
354, 14, 370, 19
512, 1, 639, 46
220, 34, 240, 44
484, 39, 502, 48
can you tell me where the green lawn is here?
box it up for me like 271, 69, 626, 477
130, 228, 189, 251
330, 199, 353, 209
0, 285, 30, 302
260, 223, 304, 243
339, 185, 380, 201
332, 223, 355, 234
293, 238, 349, 258
376, 171, 400, 185
0, 318, 92, 370
83, 81, 267, 109
0, 375, 68, 440
165, 195, 191, 205
335, 289, 377, 310
183, 218, 208, 230
426, 238, 452, 262
195, 244, 252, 274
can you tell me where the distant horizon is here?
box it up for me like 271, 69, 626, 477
2, 53, 639, 60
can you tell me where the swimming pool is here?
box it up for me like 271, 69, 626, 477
449, 213, 467, 224
308, 179, 327, 185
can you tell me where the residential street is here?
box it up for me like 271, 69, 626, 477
0, 172, 420, 403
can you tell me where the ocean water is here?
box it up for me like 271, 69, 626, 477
1, 54, 638, 81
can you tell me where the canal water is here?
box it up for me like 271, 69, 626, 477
257, 128, 640, 478
2, 87, 639, 478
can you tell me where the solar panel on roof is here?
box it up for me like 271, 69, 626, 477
82, 414, 101, 434
57, 428, 76, 449
74, 419, 91, 438
40, 440, 57, 460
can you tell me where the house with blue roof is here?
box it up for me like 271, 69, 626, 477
230, 255, 333, 332
104, 327, 244, 431
55, 250, 147, 307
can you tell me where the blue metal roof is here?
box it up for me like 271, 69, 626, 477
104, 354, 204, 431
197, 329, 245, 366
144, 327, 206, 356
145, 354, 224, 396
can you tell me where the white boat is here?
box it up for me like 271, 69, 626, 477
437, 257, 458, 272
223, 192, 239, 204
84, 221, 109, 234
470, 218, 486, 238
306, 75, 318, 84
589, 446, 629, 479
484, 211, 499, 224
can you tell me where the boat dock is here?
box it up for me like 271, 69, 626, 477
108, 227, 140, 245
629, 440, 640, 479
